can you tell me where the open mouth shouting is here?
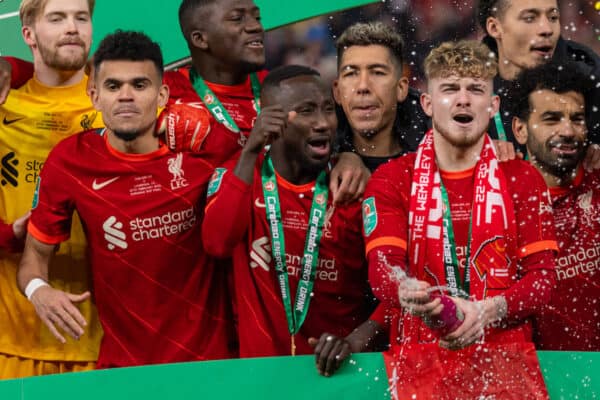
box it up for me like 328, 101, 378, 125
306, 136, 332, 158
452, 112, 474, 126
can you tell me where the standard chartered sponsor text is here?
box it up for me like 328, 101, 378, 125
129, 207, 196, 241
556, 243, 600, 280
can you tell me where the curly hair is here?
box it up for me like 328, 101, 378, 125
336, 22, 404, 71
508, 61, 591, 122
93, 30, 164, 78
424, 40, 497, 81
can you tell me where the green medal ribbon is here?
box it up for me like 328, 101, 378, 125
189, 69, 261, 146
439, 181, 470, 299
261, 153, 328, 341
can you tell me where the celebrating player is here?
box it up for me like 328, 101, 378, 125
17, 30, 234, 368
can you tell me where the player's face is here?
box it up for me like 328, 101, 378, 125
23, 0, 92, 71
421, 75, 498, 149
333, 45, 407, 138
489, 0, 559, 77
92, 60, 169, 141
202, 0, 265, 71
279, 76, 337, 172
518, 90, 587, 177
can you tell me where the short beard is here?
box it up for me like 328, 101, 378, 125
38, 43, 87, 71
114, 130, 140, 142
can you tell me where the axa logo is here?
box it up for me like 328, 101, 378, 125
103, 216, 128, 250
1, 152, 18, 187
250, 236, 271, 271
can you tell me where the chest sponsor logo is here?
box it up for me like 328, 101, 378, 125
556, 243, 600, 280
103, 207, 197, 250
168, 153, 189, 190
249, 236, 338, 281
254, 197, 266, 208
92, 177, 119, 190
1, 152, 18, 187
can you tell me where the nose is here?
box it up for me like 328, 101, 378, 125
313, 109, 335, 132
538, 15, 556, 38
455, 88, 471, 107
356, 71, 371, 95
245, 15, 263, 33
117, 84, 134, 101
558, 118, 576, 138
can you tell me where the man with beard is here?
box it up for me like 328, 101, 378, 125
477, 0, 600, 153
510, 61, 600, 351
365, 40, 557, 349
17, 30, 235, 368
0, 0, 103, 378
202, 65, 381, 376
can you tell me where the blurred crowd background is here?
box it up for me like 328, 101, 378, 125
264, 0, 600, 89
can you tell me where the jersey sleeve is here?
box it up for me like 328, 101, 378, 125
4, 57, 34, 89
364, 160, 411, 308
28, 144, 75, 244
202, 158, 253, 257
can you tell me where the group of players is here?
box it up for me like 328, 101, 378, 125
0, 0, 598, 381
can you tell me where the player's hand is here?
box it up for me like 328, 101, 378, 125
12, 211, 31, 240
398, 278, 442, 319
329, 152, 370, 205
29, 286, 89, 343
244, 106, 292, 155
439, 297, 488, 350
0, 57, 12, 105
309, 333, 352, 377
583, 143, 600, 171
156, 101, 211, 153
492, 140, 522, 162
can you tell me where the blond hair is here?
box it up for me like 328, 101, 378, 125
20, 0, 95, 26
424, 40, 497, 81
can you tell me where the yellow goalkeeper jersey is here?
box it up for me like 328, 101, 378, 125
0, 76, 103, 362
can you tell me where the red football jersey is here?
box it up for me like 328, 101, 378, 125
534, 168, 600, 351
29, 130, 235, 367
202, 156, 371, 357
364, 154, 557, 343
163, 68, 268, 166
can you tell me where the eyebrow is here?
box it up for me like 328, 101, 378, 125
519, 7, 559, 14
341, 63, 392, 71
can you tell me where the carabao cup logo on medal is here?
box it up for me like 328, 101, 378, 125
265, 180, 275, 192
315, 193, 326, 205
204, 94, 214, 105
362, 196, 377, 237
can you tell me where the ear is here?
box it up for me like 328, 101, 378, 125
396, 76, 409, 103
21, 26, 36, 47
420, 91, 433, 117
190, 30, 209, 51
489, 94, 500, 117
90, 85, 100, 108
157, 84, 169, 108
512, 116, 529, 145
486, 16, 502, 39
332, 79, 341, 104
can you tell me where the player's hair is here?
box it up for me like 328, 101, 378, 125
508, 61, 591, 122
424, 40, 497, 81
20, 0, 96, 26
336, 22, 404, 73
261, 65, 320, 94
178, 0, 218, 48
93, 30, 164, 78
476, 0, 510, 32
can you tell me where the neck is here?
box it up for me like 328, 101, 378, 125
434, 132, 484, 172
33, 61, 85, 87
106, 127, 160, 154
191, 55, 249, 86
352, 123, 401, 157
270, 146, 320, 185
496, 49, 521, 81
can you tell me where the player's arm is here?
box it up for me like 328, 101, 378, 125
0, 57, 34, 104
0, 211, 30, 252
329, 152, 371, 206
17, 234, 89, 343
309, 303, 387, 377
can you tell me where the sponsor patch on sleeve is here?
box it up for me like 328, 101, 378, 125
31, 177, 41, 209
362, 196, 377, 237
207, 168, 227, 197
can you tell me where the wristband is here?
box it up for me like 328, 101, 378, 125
25, 278, 49, 300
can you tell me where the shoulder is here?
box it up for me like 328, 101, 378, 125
557, 38, 600, 71
256, 69, 269, 82
499, 159, 546, 191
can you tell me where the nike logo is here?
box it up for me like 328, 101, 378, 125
254, 198, 266, 208
92, 177, 119, 190
3, 116, 25, 125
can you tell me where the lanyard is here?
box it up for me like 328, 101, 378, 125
261, 153, 328, 354
439, 181, 471, 298
189, 69, 261, 145
492, 93, 507, 142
